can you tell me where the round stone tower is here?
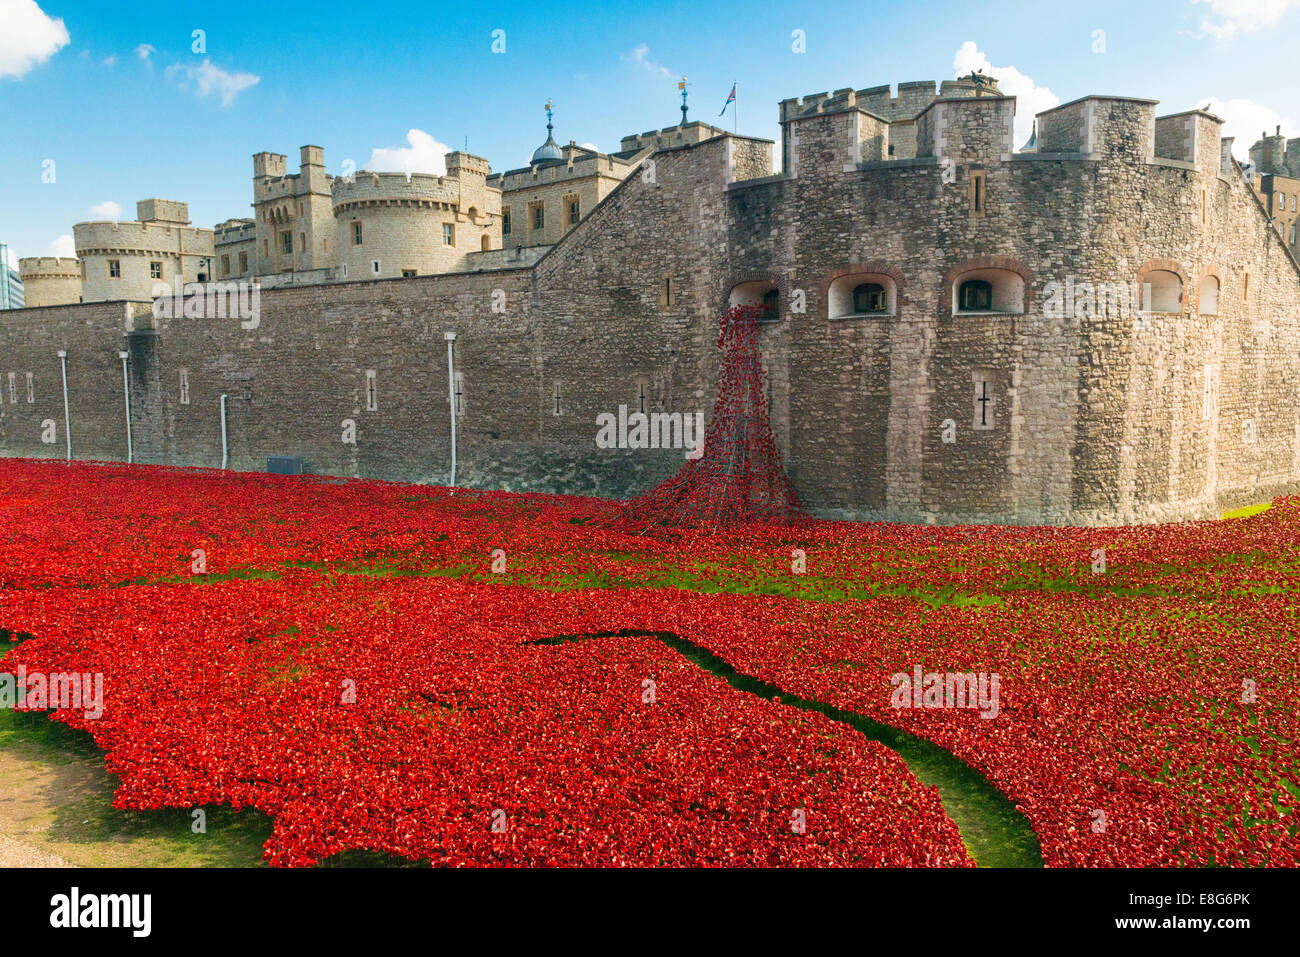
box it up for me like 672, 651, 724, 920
332, 155, 501, 280
17, 257, 82, 307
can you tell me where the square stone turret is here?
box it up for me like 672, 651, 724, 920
136, 199, 190, 226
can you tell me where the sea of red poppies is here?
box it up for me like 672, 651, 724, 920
1, 459, 1296, 866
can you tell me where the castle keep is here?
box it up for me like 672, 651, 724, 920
3, 77, 1299, 526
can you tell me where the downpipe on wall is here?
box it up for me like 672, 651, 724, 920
220, 393, 228, 470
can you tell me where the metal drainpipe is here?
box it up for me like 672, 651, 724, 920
119, 350, 133, 464
220, 393, 229, 470
57, 350, 71, 462
445, 332, 457, 488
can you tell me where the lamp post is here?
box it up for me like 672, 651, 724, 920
119, 350, 133, 464
219, 393, 228, 470
57, 350, 71, 462
445, 332, 457, 488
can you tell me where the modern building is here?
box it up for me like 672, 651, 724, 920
0, 245, 24, 310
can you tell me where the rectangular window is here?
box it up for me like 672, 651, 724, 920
300, 232, 306, 252
371, 260, 381, 275
221, 254, 231, 276
532, 203, 544, 231
26, 372, 34, 403
108, 259, 121, 278
179, 369, 190, 405
263, 239, 269, 257
1201, 189, 1207, 225
552, 382, 562, 416
567, 197, 580, 225
442, 223, 454, 246
281, 231, 293, 255
969, 171, 986, 217
7, 373, 15, 404
659, 273, 674, 311
502, 209, 511, 235
365, 370, 378, 412
238, 251, 248, 273
454, 372, 465, 416
972, 369, 996, 430
341, 263, 348, 278
1202, 364, 1216, 421
150, 261, 162, 279
1243, 272, 1250, 302
353, 222, 363, 246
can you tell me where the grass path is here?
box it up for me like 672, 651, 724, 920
531, 629, 1043, 868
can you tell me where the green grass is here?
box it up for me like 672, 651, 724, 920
531, 629, 1043, 868
1221, 503, 1272, 520
0, 705, 272, 867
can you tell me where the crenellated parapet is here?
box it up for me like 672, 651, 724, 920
331, 170, 466, 211
17, 257, 82, 307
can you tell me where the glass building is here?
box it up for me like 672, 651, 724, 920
0, 244, 25, 309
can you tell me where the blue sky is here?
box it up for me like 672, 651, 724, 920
2, 0, 1295, 264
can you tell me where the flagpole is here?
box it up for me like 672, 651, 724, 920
734, 82, 738, 133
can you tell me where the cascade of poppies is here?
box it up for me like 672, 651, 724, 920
615, 303, 803, 534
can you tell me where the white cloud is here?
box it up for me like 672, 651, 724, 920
50, 235, 74, 258
953, 42, 1060, 150
623, 43, 673, 80
1191, 0, 1300, 39
89, 200, 122, 219
135, 43, 154, 65
102, 54, 117, 67
165, 58, 260, 107
580, 142, 599, 151
367, 129, 452, 175
0, 0, 70, 78
1201, 96, 1293, 159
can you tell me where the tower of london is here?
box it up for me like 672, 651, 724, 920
3, 74, 1299, 525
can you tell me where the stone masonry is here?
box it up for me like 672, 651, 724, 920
3, 78, 1299, 526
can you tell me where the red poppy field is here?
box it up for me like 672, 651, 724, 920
1, 458, 1297, 867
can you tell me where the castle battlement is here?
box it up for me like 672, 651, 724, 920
16, 256, 81, 307
331, 170, 466, 209
215, 218, 256, 240
446, 151, 491, 177
490, 147, 633, 191
780, 78, 993, 125
73, 219, 212, 252
17, 256, 79, 277
618, 121, 727, 154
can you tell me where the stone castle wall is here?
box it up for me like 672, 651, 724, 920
3, 90, 1298, 526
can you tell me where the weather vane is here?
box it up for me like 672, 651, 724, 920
678, 76, 690, 125
966, 69, 990, 97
